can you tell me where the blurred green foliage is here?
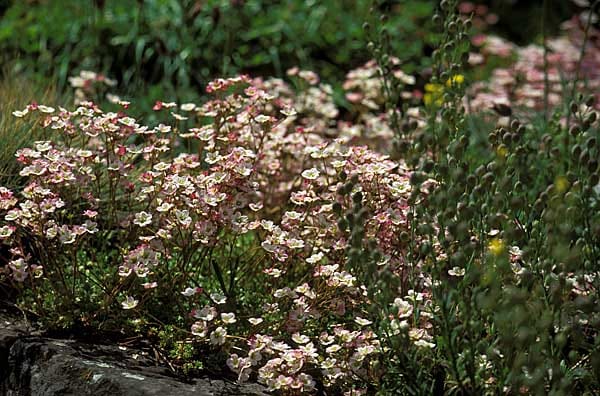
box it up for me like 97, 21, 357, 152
0, 0, 434, 104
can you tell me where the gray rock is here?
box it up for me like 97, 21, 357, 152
0, 310, 268, 396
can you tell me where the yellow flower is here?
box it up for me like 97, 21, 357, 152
555, 175, 569, 194
424, 83, 444, 107
446, 74, 465, 87
488, 238, 505, 256
496, 145, 508, 158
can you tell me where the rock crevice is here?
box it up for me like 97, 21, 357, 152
0, 310, 267, 396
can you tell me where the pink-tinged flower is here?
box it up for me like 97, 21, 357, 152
393, 298, 413, 319
58, 226, 77, 244
83, 210, 98, 218
0, 225, 15, 239
121, 296, 139, 310
181, 287, 201, 297
191, 321, 208, 337
133, 211, 152, 227
193, 306, 217, 321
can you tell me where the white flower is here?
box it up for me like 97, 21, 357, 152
121, 296, 139, 310
156, 124, 172, 133
301, 168, 320, 180
133, 211, 152, 227
210, 326, 227, 345
414, 339, 436, 349
280, 106, 297, 117
448, 266, 465, 277
248, 318, 263, 326
292, 333, 310, 344
180, 103, 197, 111
118, 117, 137, 127
210, 292, 227, 304
286, 238, 305, 249
38, 105, 55, 113
181, 287, 200, 297
221, 312, 237, 324
306, 252, 324, 264
171, 112, 188, 121
12, 108, 29, 117
354, 317, 373, 326
153, 162, 171, 171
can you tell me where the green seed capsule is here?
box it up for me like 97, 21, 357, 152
569, 125, 581, 136
332, 202, 342, 214
586, 95, 596, 107
586, 137, 597, 149
587, 111, 597, 124
570, 101, 579, 114
579, 150, 590, 165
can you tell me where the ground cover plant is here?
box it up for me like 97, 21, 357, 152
1, 0, 600, 395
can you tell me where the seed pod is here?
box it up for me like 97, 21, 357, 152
492, 103, 512, 116
332, 202, 342, 215
346, 212, 355, 225
569, 125, 581, 137
510, 196, 524, 210
475, 165, 486, 177
586, 95, 596, 107
590, 172, 600, 186
423, 160, 435, 173
467, 174, 477, 188
588, 159, 599, 173
570, 101, 579, 114
586, 136, 597, 149
579, 150, 590, 165
587, 111, 597, 124
400, 231, 410, 243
